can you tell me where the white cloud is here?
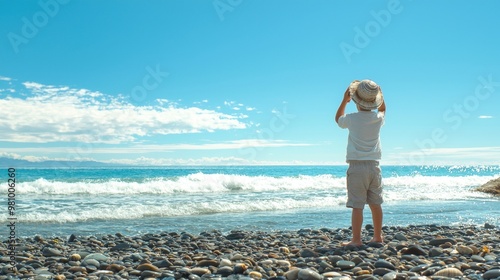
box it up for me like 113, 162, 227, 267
0, 81, 247, 143
0, 76, 12, 81
478, 115, 493, 119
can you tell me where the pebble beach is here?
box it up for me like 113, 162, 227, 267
1, 224, 499, 280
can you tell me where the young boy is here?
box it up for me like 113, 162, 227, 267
335, 79, 386, 246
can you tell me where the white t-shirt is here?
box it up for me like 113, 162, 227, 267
337, 111, 385, 162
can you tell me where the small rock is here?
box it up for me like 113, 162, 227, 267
457, 245, 474, 255
374, 259, 395, 270
249, 271, 263, 279
394, 233, 408, 241
471, 255, 486, 262
68, 234, 77, 242
190, 276, 202, 280
230, 254, 244, 261
277, 260, 291, 267
433, 267, 463, 277
373, 268, 393, 276
110, 243, 131, 251
298, 268, 322, 280
141, 270, 162, 278
409, 264, 429, 273
284, 268, 300, 280
233, 263, 247, 274
82, 259, 100, 268
217, 266, 233, 277
42, 247, 62, 257
367, 242, 384, 248
83, 253, 108, 262
484, 223, 496, 229
69, 254, 81, 261
382, 272, 397, 280
336, 260, 355, 270
299, 248, 317, 258
220, 259, 232, 267
401, 245, 427, 256
429, 238, 456, 246
280, 247, 290, 254
137, 263, 160, 272
483, 269, 500, 280
152, 259, 172, 268
322, 272, 342, 278
198, 260, 219, 267
226, 232, 246, 240
191, 267, 211, 276
429, 247, 443, 257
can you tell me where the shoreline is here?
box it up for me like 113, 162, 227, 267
1, 224, 499, 279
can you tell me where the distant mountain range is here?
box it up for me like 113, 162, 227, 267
0, 157, 122, 168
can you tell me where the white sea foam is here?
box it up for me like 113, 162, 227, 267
2, 196, 347, 223
2, 173, 496, 225
7, 173, 496, 195
10, 173, 345, 195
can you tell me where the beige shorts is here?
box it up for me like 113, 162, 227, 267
346, 160, 383, 209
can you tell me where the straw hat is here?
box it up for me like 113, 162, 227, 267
349, 79, 383, 110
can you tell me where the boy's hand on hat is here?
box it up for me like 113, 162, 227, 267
343, 88, 351, 102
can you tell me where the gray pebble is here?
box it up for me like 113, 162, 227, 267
374, 259, 395, 270
394, 233, 408, 241
471, 255, 486, 262
297, 268, 322, 280
336, 260, 355, 270
483, 269, 500, 280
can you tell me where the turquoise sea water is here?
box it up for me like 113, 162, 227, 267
1, 165, 499, 238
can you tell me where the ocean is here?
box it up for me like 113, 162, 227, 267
2, 165, 499, 239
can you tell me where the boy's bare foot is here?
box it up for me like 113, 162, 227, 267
341, 241, 363, 247
368, 238, 384, 244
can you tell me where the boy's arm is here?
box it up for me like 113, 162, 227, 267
335, 87, 351, 123
378, 99, 386, 114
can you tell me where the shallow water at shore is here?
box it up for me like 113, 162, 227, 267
2, 165, 499, 239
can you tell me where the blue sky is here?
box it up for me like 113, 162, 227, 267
1, 0, 499, 166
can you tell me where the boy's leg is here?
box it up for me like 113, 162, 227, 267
342, 207, 363, 246
350, 207, 364, 245
369, 204, 383, 243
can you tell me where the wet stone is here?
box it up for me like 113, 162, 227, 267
374, 260, 395, 270
409, 264, 429, 273
83, 253, 108, 262
299, 248, 317, 258
433, 267, 463, 277
336, 260, 355, 270
483, 269, 500, 280
367, 242, 384, 248
429, 247, 443, 257
82, 259, 100, 267
42, 247, 62, 257
298, 268, 322, 280
429, 238, 457, 246
141, 270, 162, 278
373, 268, 393, 276
110, 243, 131, 251
394, 233, 408, 241
402, 245, 427, 256
471, 255, 486, 262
